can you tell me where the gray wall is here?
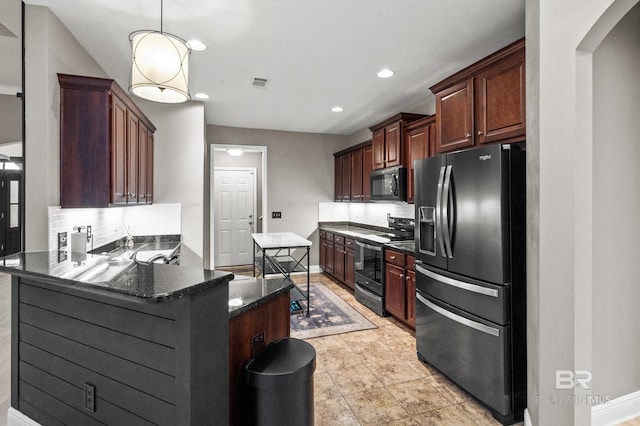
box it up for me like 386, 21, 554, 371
24, 5, 108, 250
207, 125, 349, 266
0, 0, 22, 88
527, 0, 640, 424
592, 1, 640, 399
0, 95, 21, 144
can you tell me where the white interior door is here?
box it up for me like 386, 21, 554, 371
214, 168, 256, 267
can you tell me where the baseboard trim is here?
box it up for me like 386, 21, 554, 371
7, 408, 41, 426
592, 390, 640, 426
524, 408, 532, 426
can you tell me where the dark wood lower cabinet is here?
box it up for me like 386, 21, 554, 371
320, 231, 356, 291
229, 291, 290, 425
384, 249, 416, 329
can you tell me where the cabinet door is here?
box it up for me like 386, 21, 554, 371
350, 149, 363, 201
406, 269, 416, 328
334, 244, 345, 281
345, 239, 355, 289
325, 241, 334, 274
138, 124, 149, 204
436, 79, 474, 154
111, 95, 127, 205
385, 263, 406, 319
475, 51, 525, 145
372, 128, 385, 170
362, 144, 373, 201
334, 157, 341, 201
340, 154, 351, 201
406, 125, 429, 203
319, 238, 326, 270
146, 132, 154, 203
385, 122, 402, 167
126, 111, 139, 204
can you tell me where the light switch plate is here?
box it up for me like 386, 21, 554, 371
58, 232, 68, 250
272, 211, 282, 219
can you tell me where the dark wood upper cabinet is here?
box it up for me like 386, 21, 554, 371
369, 113, 426, 170
362, 144, 373, 201
334, 140, 372, 202
404, 115, 436, 203
58, 74, 156, 208
431, 38, 525, 154
350, 148, 363, 201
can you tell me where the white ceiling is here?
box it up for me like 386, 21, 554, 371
24, 0, 525, 135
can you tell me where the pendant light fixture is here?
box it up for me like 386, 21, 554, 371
129, 0, 191, 103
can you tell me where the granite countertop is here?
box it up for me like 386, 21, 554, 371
0, 251, 232, 303
92, 235, 181, 263
320, 223, 416, 254
228, 276, 294, 318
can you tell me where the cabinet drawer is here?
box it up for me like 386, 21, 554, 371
319, 230, 325, 239
345, 238, 355, 249
334, 235, 345, 245
326, 232, 334, 242
385, 249, 405, 267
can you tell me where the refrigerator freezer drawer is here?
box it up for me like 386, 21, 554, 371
416, 291, 512, 416
416, 264, 510, 325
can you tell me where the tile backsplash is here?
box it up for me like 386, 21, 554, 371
48, 203, 182, 252
318, 202, 414, 228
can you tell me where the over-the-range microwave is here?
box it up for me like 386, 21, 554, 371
370, 166, 407, 202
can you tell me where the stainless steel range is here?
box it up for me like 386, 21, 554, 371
355, 215, 414, 316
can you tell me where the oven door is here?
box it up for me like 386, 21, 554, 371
355, 240, 383, 294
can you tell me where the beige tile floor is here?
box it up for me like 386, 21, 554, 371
291, 273, 507, 426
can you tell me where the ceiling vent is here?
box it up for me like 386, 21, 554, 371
250, 77, 270, 89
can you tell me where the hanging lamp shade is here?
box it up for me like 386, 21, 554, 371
129, 30, 191, 103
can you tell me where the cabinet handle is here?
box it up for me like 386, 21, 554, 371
390, 256, 396, 260
466, 133, 471, 138
477, 130, 484, 136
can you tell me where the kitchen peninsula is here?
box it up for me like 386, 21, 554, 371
1, 251, 292, 425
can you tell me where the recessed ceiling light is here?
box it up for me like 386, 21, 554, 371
187, 39, 207, 51
332, 106, 344, 112
194, 93, 209, 100
227, 148, 244, 156
377, 68, 395, 79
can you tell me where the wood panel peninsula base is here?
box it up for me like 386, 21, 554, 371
1, 252, 233, 426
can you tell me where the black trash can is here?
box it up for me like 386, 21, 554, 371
245, 337, 316, 426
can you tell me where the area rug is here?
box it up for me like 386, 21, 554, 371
290, 282, 377, 340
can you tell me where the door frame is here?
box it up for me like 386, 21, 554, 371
206, 144, 268, 269
212, 166, 258, 267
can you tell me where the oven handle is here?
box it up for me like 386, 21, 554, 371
417, 292, 500, 337
355, 241, 382, 252
415, 264, 499, 298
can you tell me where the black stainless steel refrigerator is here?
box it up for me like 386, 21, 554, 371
414, 143, 526, 425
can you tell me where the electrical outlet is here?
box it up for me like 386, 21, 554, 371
251, 331, 266, 350
84, 383, 95, 412
86, 225, 92, 242
272, 211, 282, 219
58, 232, 68, 250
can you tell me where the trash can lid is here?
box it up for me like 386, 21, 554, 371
245, 338, 316, 387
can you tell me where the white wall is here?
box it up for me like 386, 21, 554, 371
527, 0, 640, 424
137, 101, 206, 267
24, 5, 107, 250
207, 125, 349, 265
0, 0, 22, 88
592, 1, 640, 400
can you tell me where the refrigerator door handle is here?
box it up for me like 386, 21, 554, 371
435, 166, 447, 258
416, 264, 499, 298
417, 292, 500, 337
442, 165, 454, 258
